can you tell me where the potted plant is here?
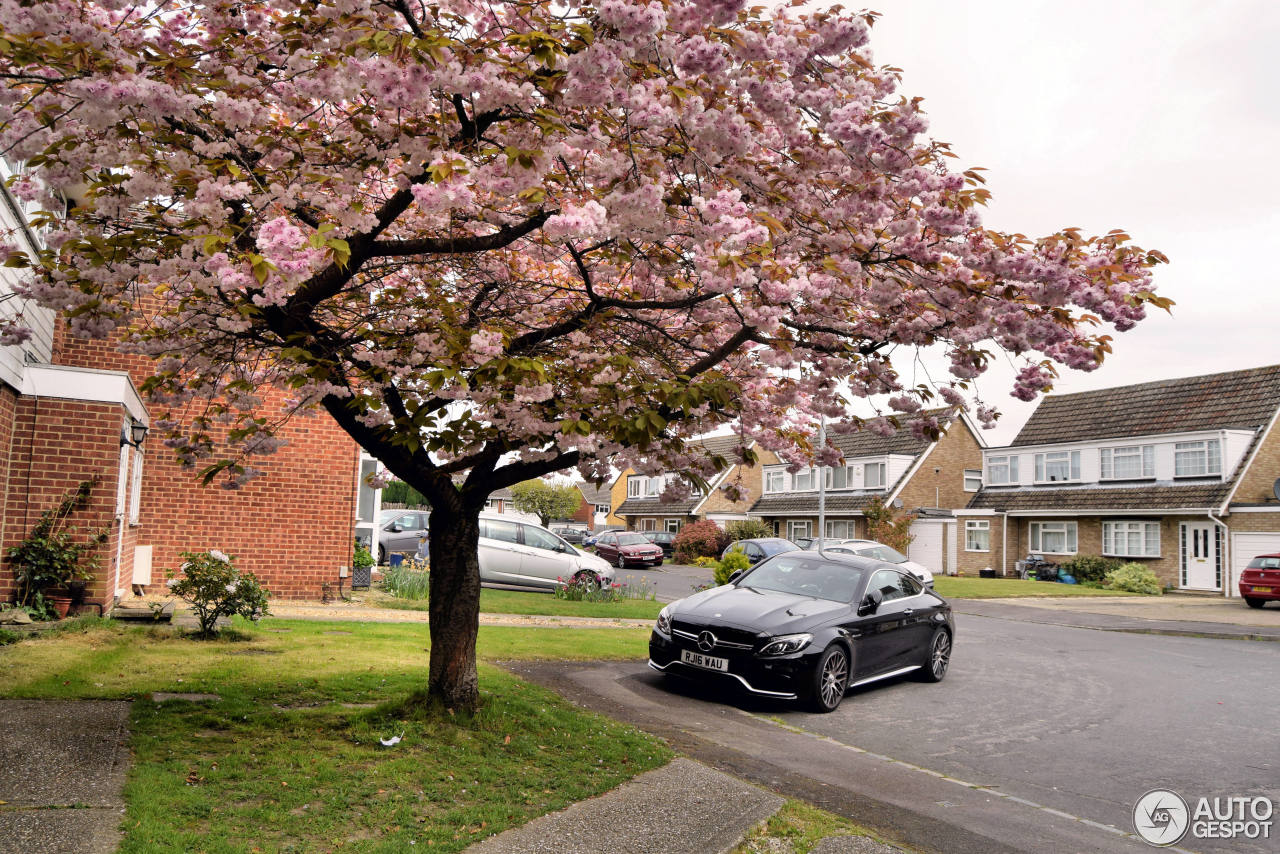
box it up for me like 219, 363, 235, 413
6, 479, 107, 620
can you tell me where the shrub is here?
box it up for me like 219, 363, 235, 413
383, 564, 430, 600
715, 549, 752, 586
673, 520, 728, 564
166, 550, 270, 637
691, 556, 719, 568
1106, 562, 1161, 595
352, 539, 376, 570
1059, 555, 1122, 584
863, 496, 915, 554
7, 478, 107, 611
723, 519, 772, 541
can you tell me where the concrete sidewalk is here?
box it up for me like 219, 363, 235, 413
952, 593, 1280, 641
0, 699, 131, 854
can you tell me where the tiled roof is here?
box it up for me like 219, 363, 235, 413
1011, 364, 1280, 446
692, 433, 746, 461
824, 409, 952, 459
749, 492, 888, 515
966, 482, 1233, 513
574, 482, 611, 505
616, 497, 700, 515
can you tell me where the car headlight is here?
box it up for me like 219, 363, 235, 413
758, 633, 813, 656
655, 606, 672, 635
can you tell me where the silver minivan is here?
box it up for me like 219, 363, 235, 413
477, 514, 616, 590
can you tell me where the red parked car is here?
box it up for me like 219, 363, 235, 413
594, 530, 665, 568
1240, 553, 1280, 608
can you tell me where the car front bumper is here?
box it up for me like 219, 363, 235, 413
648, 630, 822, 699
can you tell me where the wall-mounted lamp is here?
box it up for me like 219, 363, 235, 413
120, 422, 150, 448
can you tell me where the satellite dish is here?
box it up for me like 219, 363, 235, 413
892, 498, 904, 509
1273, 478, 1280, 501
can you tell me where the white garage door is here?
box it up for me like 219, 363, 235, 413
1230, 533, 1280, 598
909, 521, 945, 576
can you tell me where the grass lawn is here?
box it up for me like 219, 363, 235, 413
0, 617, 666, 852
379, 586, 665, 620
933, 576, 1141, 599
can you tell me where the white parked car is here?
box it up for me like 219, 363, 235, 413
822, 539, 935, 587
477, 514, 616, 590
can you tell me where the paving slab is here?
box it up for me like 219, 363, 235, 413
811, 836, 904, 854
0, 699, 130, 854
465, 757, 783, 854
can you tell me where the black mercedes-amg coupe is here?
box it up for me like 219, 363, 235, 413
649, 550, 953, 712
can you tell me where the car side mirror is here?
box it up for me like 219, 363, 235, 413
858, 588, 884, 616
728, 570, 744, 583
388, 524, 402, 533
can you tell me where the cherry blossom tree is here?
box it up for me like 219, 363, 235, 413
0, 0, 1165, 709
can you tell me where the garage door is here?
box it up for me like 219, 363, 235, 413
1230, 533, 1280, 598
909, 520, 945, 576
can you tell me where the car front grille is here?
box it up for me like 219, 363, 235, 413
670, 622, 759, 651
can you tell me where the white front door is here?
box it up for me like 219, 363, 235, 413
1180, 522, 1221, 590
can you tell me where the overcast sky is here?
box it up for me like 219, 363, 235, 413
854, 1, 1280, 444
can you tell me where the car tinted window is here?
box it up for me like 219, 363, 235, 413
391, 514, 418, 529
858, 544, 906, 563
522, 525, 563, 552
897, 572, 923, 598
738, 556, 865, 603
869, 570, 905, 602
480, 519, 520, 544
1248, 556, 1280, 569
598, 533, 615, 544
617, 533, 650, 545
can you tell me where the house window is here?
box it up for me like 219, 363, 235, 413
596, 504, 610, 515
793, 468, 816, 491
627, 476, 642, 498
1100, 445, 1154, 480
128, 448, 144, 525
484, 498, 498, 510
644, 477, 661, 497
965, 520, 990, 551
787, 520, 812, 541
765, 469, 786, 493
963, 469, 982, 492
824, 519, 855, 539
1103, 521, 1160, 557
1034, 451, 1081, 483
641, 518, 657, 531
826, 466, 855, 490
115, 440, 131, 518
988, 455, 1019, 485
1029, 521, 1077, 554
665, 518, 681, 533
864, 462, 886, 489
1174, 439, 1221, 477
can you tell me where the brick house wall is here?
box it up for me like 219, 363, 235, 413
1231, 419, 1280, 504
896, 423, 983, 512
0, 397, 130, 608
955, 514, 1006, 576
697, 449, 776, 516
51, 322, 360, 600
607, 470, 631, 527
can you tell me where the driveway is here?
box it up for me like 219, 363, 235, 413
508, 612, 1279, 854
615, 562, 715, 602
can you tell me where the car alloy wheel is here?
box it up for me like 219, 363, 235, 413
378, 545, 386, 565
917, 628, 951, 683
573, 570, 601, 592
808, 644, 849, 713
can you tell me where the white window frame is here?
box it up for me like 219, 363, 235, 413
1103, 520, 1160, 558
596, 503, 610, 515
965, 519, 990, 552
824, 519, 855, 539
1034, 450, 1081, 484
128, 447, 144, 525
644, 476, 661, 497
963, 469, 982, 492
1029, 521, 1078, 555
115, 439, 130, 519
764, 469, 786, 493
1174, 439, 1222, 478
787, 520, 812, 541
988, 455, 1019, 485
864, 462, 886, 489
664, 518, 681, 533
825, 466, 856, 490
641, 517, 657, 531
627, 476, 642, 498
793, 468, 816, 491
1100, 445, 1154, 480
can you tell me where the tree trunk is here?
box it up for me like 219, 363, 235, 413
424, 503, 482, 710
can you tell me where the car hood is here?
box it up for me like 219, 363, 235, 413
671, 585, 850, 633
619, 543, 662, 553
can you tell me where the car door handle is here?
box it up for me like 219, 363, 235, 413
902, 609, 914, 616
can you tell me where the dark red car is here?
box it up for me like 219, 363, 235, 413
1240, 553, 1280, 608
594, 530, 665, 568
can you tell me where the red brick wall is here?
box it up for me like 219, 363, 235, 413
52, 320, 360, 600
0, 396, 127, 609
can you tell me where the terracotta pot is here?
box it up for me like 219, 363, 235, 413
47, 596, 72, 619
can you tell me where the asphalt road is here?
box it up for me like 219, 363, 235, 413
509, 612, 1280, 853
615, 562, 716, 602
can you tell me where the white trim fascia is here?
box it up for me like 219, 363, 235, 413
1220, 406, 1280, 515
690, 439, 756, 515
987, 428, 1253, 458
1003, 507, 1213, 518
953, 508, 997, 516
20, 363, 148, 423
1222, 505, 1280, 513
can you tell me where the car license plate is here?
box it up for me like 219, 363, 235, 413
1252, 586, 1273, 593
681, 649, 728, 671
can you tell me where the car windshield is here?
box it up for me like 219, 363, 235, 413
738, 556, 864, 603
617, 533, 651, 545
759, 539, 801, 557
855, 544, 908, 563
